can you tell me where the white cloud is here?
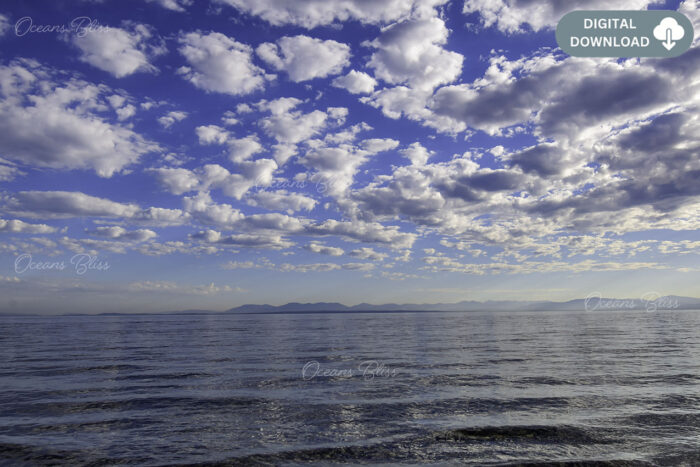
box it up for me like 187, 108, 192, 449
183, 192, 245, 227
332, 70, 377, 94
129, 280, 235, 295
257, 35, 351, 82
158, 110, 188, 128
178, 31, 268, 96
131, 207, 189, 227
279, 262, 341, 272
307, 219, 416, 249
401, 142, 432, 166
247, 190, 317, 213
361, 138, 399, 153
342, 262, 375, 271
228, 135, 263, 163
214, 0, 447, 28
366, 16, 463, 91
0, 14, 10, 36
300, 138, 397, 197
86, 226, 157, 242
679, 0, 700, 38
192, 229, 294, 249
115, 104, 136, 121
72, 23, 164, 78
301, 146, 369, 196
349, 247, 388, 261
150, 167, 200, 195
221, 111, 239, 126
222, 260, 260, 269
463, 0, 661, 34
154, 160, 279, 200
5, 191, 140, 219
146, 0, 193, 12
0, 60, 158, 177
196, 125, 230, 145
305, 241, 344, 256
259, 99, 329, 144
0, 158, 23, 182
0, 219, 57, 234
3, 191, 189, 227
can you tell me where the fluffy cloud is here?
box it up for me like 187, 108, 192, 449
279, 262, 341, 272
0, 158, 23, 182
258, 98, 330, 144
0, 14, 9, 36
463, 0, 661, 34
300, 137, 398, 196
361, 138, 399, 153
257, 35, 351, 82
194, 123, 264, 163
0, 60, 158, 177
86, 226, 157, 242
183, 192, 245, 227
338, 45, 700, 266
178, 31, 268, 95
228, 135, 264, 163
359, 13, 463, 128
0, 219, 57, 234
129, 280, 235, 295
401, 142, 432, 166
3, 191, 189, 227
196, 125, 229, 145
304, 241, 344, 256
150, 167, 201, 195
366, 16, 463, 91
131, 207, 190, 227
192, 229, 294, 249
146, 0, 193, 12
72, 24, 165, 78
247, 190, 317, 213
158, 110, 188, 128
332, 70, 377, 94
154, 159, 279, 200
307, 219, 416, 249
349, 247, 388, 261
4, 191, 140, 219
214, 0, 448, 28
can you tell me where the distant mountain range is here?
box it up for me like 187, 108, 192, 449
16, 296, 697, 316
226, 295, 700, 314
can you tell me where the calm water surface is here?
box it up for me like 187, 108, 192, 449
1, 310, 700, 465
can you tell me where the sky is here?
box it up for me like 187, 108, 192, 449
0, 0, 698, 314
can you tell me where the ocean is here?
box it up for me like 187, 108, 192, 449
2, 310, 700, 465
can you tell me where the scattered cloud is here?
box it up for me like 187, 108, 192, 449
178, 31, 268, 95
158, 110, 188, 128
332, 70, 377, 94
72, 23, 165, 77
257, 35, 351, 82
0, 60, 159, 177
214, 0, 448, 28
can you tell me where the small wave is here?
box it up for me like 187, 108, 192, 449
434, 424, 608, 444
0, 395, 269, 418
0, 442, 151, 466
206, 424, 619, 465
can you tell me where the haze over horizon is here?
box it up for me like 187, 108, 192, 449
0, 0, 699, 314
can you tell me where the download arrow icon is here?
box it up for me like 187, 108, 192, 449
654, 17, 685, 52
663, 28, 676, 50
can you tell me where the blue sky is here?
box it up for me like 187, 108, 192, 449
0, 0, 698, 313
